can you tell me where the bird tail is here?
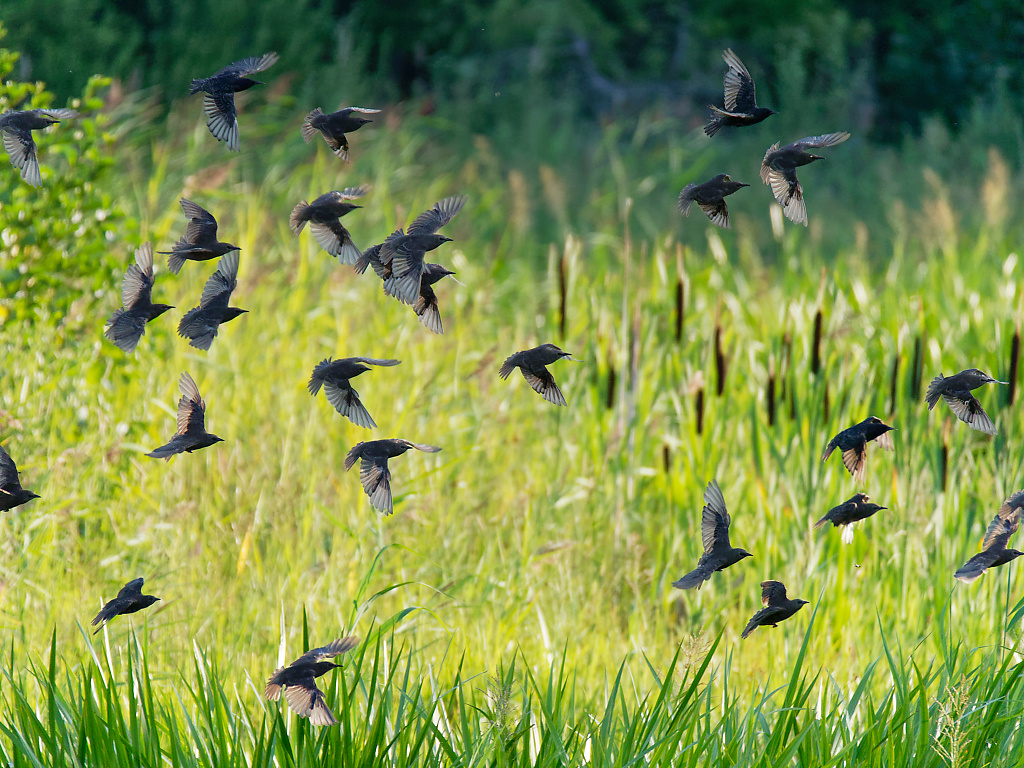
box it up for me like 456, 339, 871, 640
671, 567, 708, 591
740, 619, 758, 639
301, 108, 323, 144
813, 515, 830, 530
289, 201, 310, 234
704, 105, 728, 137
677, 184, 696, 216
189, 78, 207, 95
820, 442, 836, 462
343, 445, 363, 471
166, 250, 186, 275
925, 374, 944, 409
498, 357, 517, 380
307, 358, 332, 396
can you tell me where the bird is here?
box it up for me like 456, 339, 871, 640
0, 443, 39, 512
740, 581, 809, 639
673, 479, 753, 590
307, 357, 401, 428
289, 187, 368, 264
104, 243, 174, 354
159, 199, 240, 275
954, 491, 1024, 583
189, 52, 279, 151
413, 263, 462, 334
301, 107, 380, 162
344, 439, 441, 516
821, 416, 895, 484
498, 344, 577, 406
90, 577, 160, 634
704, 49, 776, 137
0, 107, 78, 186
379, 195, 466, 305
353, 242, 389, 279
177, 251, 246, 350
146, 372, 224, 460
760, 132, 850, 226
926, 369, 1006, 436
265, 637, 359, 726
677, 174, 749, 228
814, 492, 887, 544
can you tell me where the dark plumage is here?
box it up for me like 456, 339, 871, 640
678, 174, 749, 228
104, 243, 174, 354
289, 187, 368, 264
0, 108, 78, 186
344, 439, 441, 516
91, 577, 160, 634
673, 479, 753, 590
821, 416, 895, 484
146, 372, 224, 460
498, 344, 577, 406
177, 251, 247, 350
379, 195, 466, 305
741, 581, 808, 639
159, 199, 240, 275
414, 263, 462, 334
955, 491, 1024, 583
301, 107, 380, 162
353, 242, 390, 278
926, 368, 1006, 436
308, 356, 401, 428
0, 443, 39, 512
814, 492, 887, 544
760, 132, 850, 226
189, 52, 279, 151
265, 637, 359, 726
704, 49, 775, 137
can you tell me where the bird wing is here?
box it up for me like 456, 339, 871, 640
180, 198, 217, 226
353, 244, 390, 279
351, 358, 401, 367
741, 605, 789, 638
411, 443, 442, 453
521, 368, 567, 406
954, 550, 1002, 583
324, 381, 376, 428
345, 107, 381, 115
700, 480, 730, 553
121, 243, 156, 309
796, 132, 850, 150
200, 251, 240, 308
176, 372, 207, 435
998, 490, 1024, 519
336, 185, 370, 200
360, 456, 394, 515
384, 248, 426, 305
983, 504, 1021, 551
204, 93, 239, 152
760, 580, 788, 607
414, 284, 443, 334
309, 220, 349, 258
117, 577, 146, 599
407, 195, 467, 235
0, 445, 22, 490
283, 679, 320, 718
218, 52, 280, 77
38, 108, 79, 121
293, 637, 360, 665
177, 307, 217, 351
721, 49, 756, 113
841, 445, 867, 484
763, 162, 805, 225
3, 127, 40, 186
943, 393, 995, 435
697, 200, 731, 229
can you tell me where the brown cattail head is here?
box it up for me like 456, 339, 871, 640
1009, 326, 1020, 406
714, 324, 727, 397
558, 250, 568, 340
767, 358, 776, 427
889, 352, 900, 417
606, 350, 617, 410
910, 334, 923, 400
811, 309, 822, 375
823, 381, 830, 423
696, 387, 705, 435
662, 444, 671, 473
940, 432, 948, 492
675, 277, 684, 344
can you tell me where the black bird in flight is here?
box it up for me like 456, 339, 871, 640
673, 479, 753, 590
190, 52, 279, 151
678, 174, 749, 228
704, 49, 775, 137
308, 356, 401, 428
741, 580, 808, 639
0, 108, 78, 186
955, 491, 1024, 583
414, 263, 462, 334
301, 107, 380, 162
91, 577, 160, 634
379, 195, 466, 305
265, 637, 359, 726
344, 439, 441, 516
499, 344, 577, 406
177, 251, 246, 350
160, 199, 240, 275
104, 243, 174, 354
926, 368, 1006, 436
290, 187, 368, 264
760, 132, 850, 226
146, 372, 224, 460
0, 443, 39, 512
814, 492, 887, 544
821, 416, 895, 484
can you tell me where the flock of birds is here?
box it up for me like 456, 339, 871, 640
0, 48, 1019, 723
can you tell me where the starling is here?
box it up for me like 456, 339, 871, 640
760, 132, 850, 226
301, 107, 381, 162
704, 49, 776, 137
677, 174, 749, 228
955, 491, 1024, 583
189, 52, 279, 151
926, 369, 1006, 436
289, 187, 368, 264
91, 577, 160, 634
814, 492, 887, 544
740, 581, 808, 639
821, 416, 895, 484
146, 372, 224, 460
104, 243, 174, 354
160, 199, 240, 275
308, 356, 401, 428
177, 251, 246, 350
344, 439, 441, 516
673, 479, 753, 590
0, 108, 78, 186
0, 443, 39, 512
265, 637, 359, 726
498, 344, 577, 406
379, 195, 466, 305
414, 263, 462, 334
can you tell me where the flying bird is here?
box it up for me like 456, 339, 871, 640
0, 107, 78, 186
353, 242, 389, 279
379, 195, 466, 305
160, 199, 240, 275
301, 107, 380, 162
740, 580, 808, 639
413, 263, 462, 334
265, 637, 359, 726
289, 187, 368, 264
814, 492, 887, 544
704, 49, 776, 137
146, 372, 224, 460
189, 52, 279, 151
760, 132, 850, 226
91, 577, 160, 634
954, 491, 1024, 583
499, 344, 577, 406
926, 369, 1006, 435
104, 243, 174, 354
678, 174, 749, 228
673, 479, 753, 590
0, 443, 39, 512
821, 416, 895, 484
177, 251, 247, 350
307, 356, 401, 428
344, 439, 441, 516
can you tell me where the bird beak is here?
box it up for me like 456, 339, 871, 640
442, 236, 454, 243
737, 182, 750, 187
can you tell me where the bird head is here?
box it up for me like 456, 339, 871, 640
356, 117, 373, 127
151, 304, 175, 319
338, 202, 362, 215
796, 599, 810, 606
737, 549, 754, 560
865, 416, 893, 430
235, 78, 264, 92
25, 490, 41, 501
968, 368, 1007, 385
224, 308, 249, 322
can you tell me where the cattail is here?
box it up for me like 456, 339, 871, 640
823, 381, 830, 423
889, 353, 900, 416
1009, 327, 1020, 406
695, 387, 705, 435
811, 309, 822, 375
766, 360, 776, 427
714, 324, 727, 396
780, 332, 791, 403
606, 350, 616, 410
789, 379, 797, 421
662, 445, 671, 473
558, 250, 568, 340
675, 277, 684, 343
940, 435, 948, 492
910, 334, 923, 399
